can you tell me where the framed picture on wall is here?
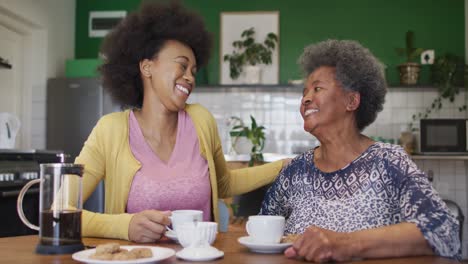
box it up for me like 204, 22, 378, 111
220, 11, 279, 85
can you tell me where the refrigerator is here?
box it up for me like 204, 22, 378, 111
46, 77, 121, 213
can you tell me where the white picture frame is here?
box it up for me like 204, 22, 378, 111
89, 11, 127, 38
220, 11, 279, 85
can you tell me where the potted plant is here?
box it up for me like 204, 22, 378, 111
229, 115, 266, 167
223, 27, 278, 84
395, 30, 424, 85
409, 53, 467, 130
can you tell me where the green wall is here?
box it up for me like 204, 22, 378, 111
75, 0, 465, 86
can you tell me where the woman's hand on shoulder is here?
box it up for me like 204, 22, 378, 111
128, 210, 171, 243
282, 158, 292, 168
284, 226, 354, 262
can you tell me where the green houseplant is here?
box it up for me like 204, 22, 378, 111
395, 30, 424, 85
229, 115, 266, 167
223, 27, 278, 82
409, 53, 467, 130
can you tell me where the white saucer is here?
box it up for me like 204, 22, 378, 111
238, 236, 292, 254
165, 230, 179, 243
176, 246, 224, 261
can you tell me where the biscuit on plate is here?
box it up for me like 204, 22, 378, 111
281, 234, 300, 243
115, 248, 128, 253
112, 251, 138, 260
130, 248, 153, 258
95, 242, 120, 255
89, 243, 153, 260
89, 253, 113, 260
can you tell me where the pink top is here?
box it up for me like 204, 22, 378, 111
126, 110, 211, 221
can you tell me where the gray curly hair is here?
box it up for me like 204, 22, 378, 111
298, 39, 387, 131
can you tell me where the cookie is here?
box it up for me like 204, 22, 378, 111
112, 251, 138, 260
281, 234, 300, 243
130, 248, 153, 258
95, 242, 120, 255
89, 243, 153, 261
89, 253, 113, 260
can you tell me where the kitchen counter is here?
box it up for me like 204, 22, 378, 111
412, 155, 468, 160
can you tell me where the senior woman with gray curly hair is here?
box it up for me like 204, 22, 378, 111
260, 39, 460, 262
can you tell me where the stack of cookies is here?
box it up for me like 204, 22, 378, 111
89, 243, 153, 260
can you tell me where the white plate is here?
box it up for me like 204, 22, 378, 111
72, 245, 175, 264
176, 246, 224, 261
238, 236, 292, 254
165, 230, 179, 243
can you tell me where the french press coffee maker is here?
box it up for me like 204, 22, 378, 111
17, 158, 85, 254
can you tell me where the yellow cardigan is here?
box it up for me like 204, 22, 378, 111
75, 103, 283, 240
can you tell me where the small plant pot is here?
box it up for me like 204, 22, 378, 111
233, 137, 252, 154
398, 62, 421, 85
243, 65, 261, 84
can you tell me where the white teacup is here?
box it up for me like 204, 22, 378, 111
169, 210, 203, 234
177, 221, 218, 248
246, 215, 285, 244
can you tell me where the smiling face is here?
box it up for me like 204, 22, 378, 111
300, 66, 358, 135
140, 40, 197, 112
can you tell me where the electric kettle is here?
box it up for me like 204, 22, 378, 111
0, 112, 20, 149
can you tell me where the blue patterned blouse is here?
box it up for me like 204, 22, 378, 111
260, 142, 460, 258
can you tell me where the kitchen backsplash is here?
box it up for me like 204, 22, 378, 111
188, 86, 468, 155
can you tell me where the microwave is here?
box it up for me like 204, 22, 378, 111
420, 119, 468, 154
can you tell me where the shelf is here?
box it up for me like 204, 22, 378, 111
412, 155, 468, 160
198, 83, 299, 88
196, 83, 442, 89
195, 84, 301, 93
0, 61, 12, 69
388, 84, 438, 89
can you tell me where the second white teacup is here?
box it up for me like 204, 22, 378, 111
246, 215, 285, 244
177, 221, 218, 248
169, 210, 203, 234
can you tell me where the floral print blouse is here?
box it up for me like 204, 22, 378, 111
260, 142, 460, 258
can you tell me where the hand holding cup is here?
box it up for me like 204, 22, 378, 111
128, 210, 171, 243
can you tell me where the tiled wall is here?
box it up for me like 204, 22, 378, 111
31, 89, 47, 149
189, 86, 467, 155
189, 85, 468, 258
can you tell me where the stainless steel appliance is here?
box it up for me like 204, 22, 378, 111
0, 149, 61, 237
46, 77, 121, 213
420, 119, 468, 154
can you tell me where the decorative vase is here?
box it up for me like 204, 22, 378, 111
399, 130, 416, 154
398, 62, 421, 85
243, 65, 261, 84
233, 137, 252, 155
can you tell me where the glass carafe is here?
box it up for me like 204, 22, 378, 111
17, 163, 84, 254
